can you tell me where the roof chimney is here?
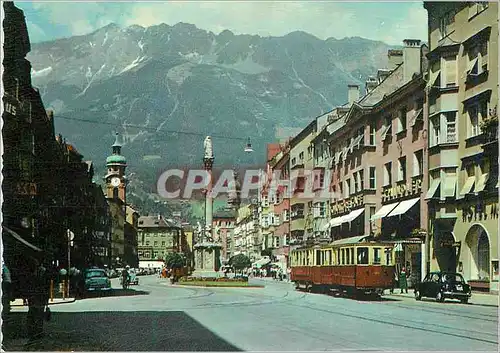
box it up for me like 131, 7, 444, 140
348, 84, 360, 105
377, 69, 391, 83
403, 39, 422, 82
387, 49, 403, 70
365, 76, 378, 94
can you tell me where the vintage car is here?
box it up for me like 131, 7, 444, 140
414, 272, 472, 304
83, 268, 112, 294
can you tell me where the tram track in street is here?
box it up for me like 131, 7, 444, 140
277, 298, 498, 346
382, 301, 498, 322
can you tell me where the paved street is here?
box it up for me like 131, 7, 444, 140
3, 275, 498, 351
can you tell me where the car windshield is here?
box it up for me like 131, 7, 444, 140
442, 274, 464, 283
86, 270, 106, 278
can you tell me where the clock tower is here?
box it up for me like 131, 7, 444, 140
104, 132, 127, 202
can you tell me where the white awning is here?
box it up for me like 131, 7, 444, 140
409, 109, 423, 127
349, 135, 364, 153
371, 202, 399, 221
329, 215, 347, 228
442, 174, 457, 198
427, 70, 441, 89
386, 198, 420, 217
343, 208, 365, 223
2, 226, 43, 252
330, 235, 369, 246
425, 179, 441, 199
459, 176, 475, 196
381, 124, 392, 141
467, 57, 479, 75
474, 173, 489, 193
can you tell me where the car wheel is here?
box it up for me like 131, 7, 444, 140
436, 291, 445, 303
460, 298, 469, 304
414, 290, 422, 301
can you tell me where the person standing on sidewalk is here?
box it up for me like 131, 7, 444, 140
399, 267, 409, 294
26, 259, 50, 342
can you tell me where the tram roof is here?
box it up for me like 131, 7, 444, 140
291, 235, 401, 251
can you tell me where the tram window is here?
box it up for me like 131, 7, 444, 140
373, 248, 381, 264
357, 247, 369, 265
328, 250, 333, 265
316, 250, 321, 265
337, 249, 340, 265
350, 248, 354, 265
385, 248, 392, 265
341, 249, 345, 265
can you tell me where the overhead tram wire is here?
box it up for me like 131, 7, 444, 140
54, 114, 252, 142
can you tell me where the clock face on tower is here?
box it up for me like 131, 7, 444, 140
111, 177, 121, 187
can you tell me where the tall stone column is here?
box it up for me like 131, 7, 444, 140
204, 157, 214, 240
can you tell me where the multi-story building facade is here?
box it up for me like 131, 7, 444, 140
137, 215, 183, 261
310, 112, 333, 242
424, 1, 498, 293
289, 120, 317, 245
269, 142, 291, 268
212, 209, 236, 263
326, 40, 429, 283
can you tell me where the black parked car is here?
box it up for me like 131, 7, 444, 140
414, 272, 471, 304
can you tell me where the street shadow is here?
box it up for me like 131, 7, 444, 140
2, 311, 241, 351
78, 288, 150, 300
420, 297, 498, 308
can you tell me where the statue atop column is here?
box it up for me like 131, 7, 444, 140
204, 136, 214, 160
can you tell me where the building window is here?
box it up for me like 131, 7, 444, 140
359, 170, 364, 190
444, 56, 457, 87
467, 41, 489, 77
439, 10, 455, 39
262, 196, 269, 207
467, 101, 488, 138
319, 203, 326, 218
154, 241, 158, 246
469, 2, 489, 19
283, 209, 289, 222
162, 241, 165, 246
384, 162, 392, 186
345, 179, 351, 198
369, 207, 376, 233
354, 173, 359, 193
397, 157, 406, 182
445, 112, 457, 142
369, 122, 376, 145
299, 152, 304, 161
291, 157, 296, 166
369, 167, 376, 189
413, 150, 424, 177
430, 116, 440, 146
146, 241, 150, 246
397, 107, 407, 133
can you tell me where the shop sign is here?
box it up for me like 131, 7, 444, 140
331, 194, 364, 216
440, 240, 461, 248
382, 178, 422, 202
15, 182, 37, 196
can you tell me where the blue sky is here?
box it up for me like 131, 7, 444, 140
16, 1, 427, 45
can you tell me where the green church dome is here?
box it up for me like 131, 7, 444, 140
106, 154, 127, 164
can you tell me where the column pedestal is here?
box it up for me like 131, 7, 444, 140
191, 242, 223, 278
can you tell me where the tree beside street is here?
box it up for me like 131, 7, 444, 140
229, 254, 251, 275
164, 252, 185, 269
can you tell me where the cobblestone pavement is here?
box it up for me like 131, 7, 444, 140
3, 275, 498, 351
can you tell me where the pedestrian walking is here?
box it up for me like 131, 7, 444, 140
399, 267, 409, 294
390, 267, 399, 294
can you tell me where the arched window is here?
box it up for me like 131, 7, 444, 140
478, 231, 490, 280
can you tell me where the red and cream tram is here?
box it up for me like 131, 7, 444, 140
290, 236, 395, 297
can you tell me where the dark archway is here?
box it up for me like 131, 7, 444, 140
434, 231, 457, 273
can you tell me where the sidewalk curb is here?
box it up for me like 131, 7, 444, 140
11, 298, 76, 307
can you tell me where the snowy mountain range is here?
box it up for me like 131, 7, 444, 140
27, 22, 392, 193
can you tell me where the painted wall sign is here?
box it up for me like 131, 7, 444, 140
330, 194, 364, 216
15, 182, 36, 196
382, 178, 422, 202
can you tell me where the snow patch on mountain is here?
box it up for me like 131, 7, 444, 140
31, 66, 53, 78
